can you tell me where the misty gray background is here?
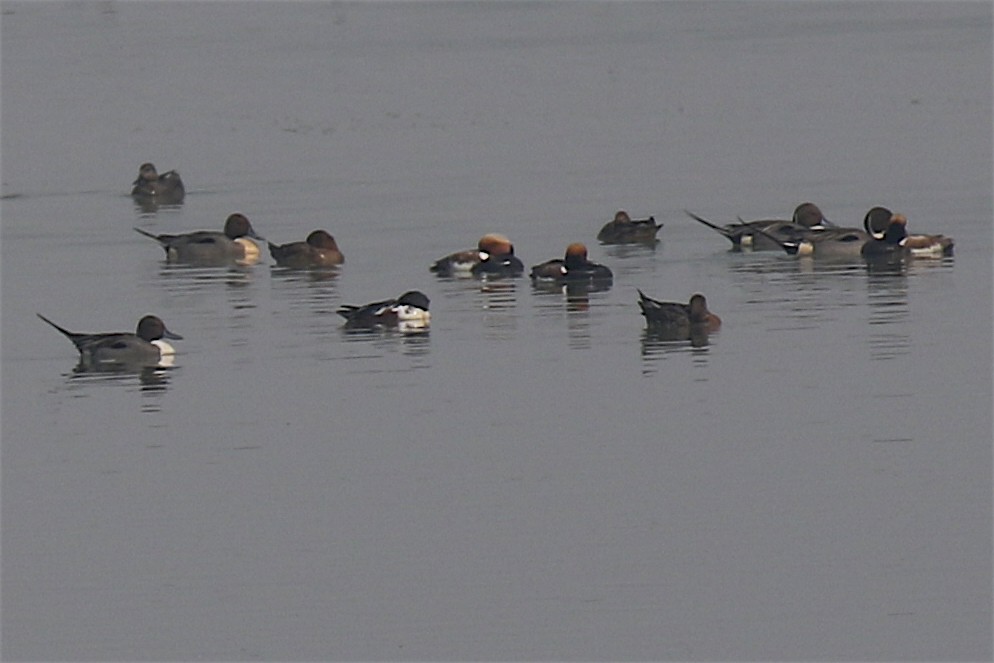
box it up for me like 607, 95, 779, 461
2, 2, 991, 660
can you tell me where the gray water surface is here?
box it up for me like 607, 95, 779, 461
2, 2, 991, 661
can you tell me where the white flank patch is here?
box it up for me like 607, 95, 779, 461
394, 305, 431, 323
901, 239, 944, 258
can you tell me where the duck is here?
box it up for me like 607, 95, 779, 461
686, 202, 828, 251
130, 162, 185, 204
755, 209, 873, 258
530, 242, 613, 283
37, 313, 182, 367
637, 290, 722, 336
134, 213, 263, 266
597, 210, 663, 244
863, 207, 955, 258
779, 226, 871, 258
430, 233, 524, 278
861, 212, 955, 259
337, 290, 431, 332
268, 230, 344, 268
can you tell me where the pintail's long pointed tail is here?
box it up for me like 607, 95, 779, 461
133, 227, 162, 242
36, 313, 76, 340
684, 210, 732, 238
749, 225, 798, 255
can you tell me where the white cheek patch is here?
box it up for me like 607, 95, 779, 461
478, 251, 490, 261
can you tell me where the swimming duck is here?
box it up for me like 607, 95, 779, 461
861, 212, 955, 259
863, 208, 954, 257
130, 162, 185, 204
337, 291, 431, 332
687, 202, 828, 251
597, 210, 663, 244
37, 313, 182, 367
134, 213, 263, 265
268, 230, 344, 268
530, 242, 613, 283
637, 290, 722, 335
779, 226, 871, 258
430, 233, 524, 278
752, 209, 873, 258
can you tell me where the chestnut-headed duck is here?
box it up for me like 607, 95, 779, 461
269, 230, 344, 268
430, 233, 524, 278
530, 242, 613, 283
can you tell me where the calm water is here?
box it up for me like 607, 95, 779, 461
2, 2, 991, 661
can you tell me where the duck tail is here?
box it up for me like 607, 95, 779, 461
684, 210, 732, 238
36, 313, 75, 340
133, 227, 161, 242
749, 224, 796, 255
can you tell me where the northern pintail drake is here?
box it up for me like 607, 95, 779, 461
530, 242, 613, 283
780, 226, 871, 258
597, 210, 663, 244
37, 313, 182, 367
430, 233, 524, 278
130, 162, 185, 204
337, 290, 431, 332
268, 230, 344, 268
687, 202, 828, 251
861, 212, 955, 259
637, 290, 722, 335
134, 213, 263, 265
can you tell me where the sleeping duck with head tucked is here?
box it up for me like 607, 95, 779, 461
597, 210, 662, 244
337, 290, 431, 333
